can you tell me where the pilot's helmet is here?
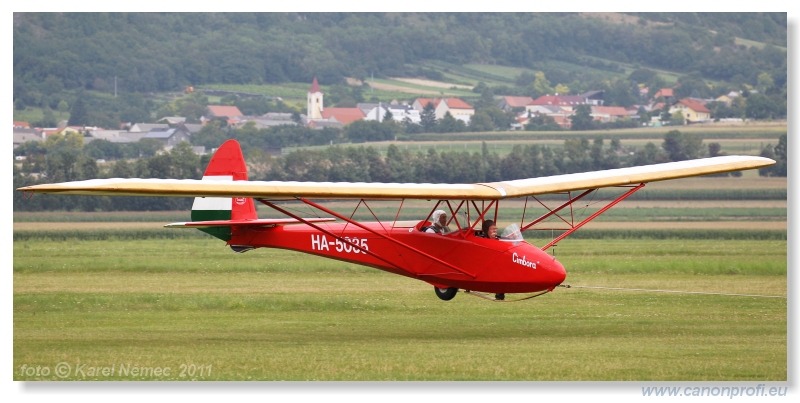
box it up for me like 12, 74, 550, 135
432, 210, 446, 223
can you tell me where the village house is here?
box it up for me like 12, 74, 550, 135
670, 98, 711, 123
142, 126, 193, 148
387, 103, 421, 124
129, 123, 169, 133
180, 123, 204, 137
517, 105, 574, 129
581, 90, 605, 106
412, 97, 475, 124
434, 98, 474, 124
13, 127, 43, 148
715, 91, 742, 107
359, 102, 421, 124
497, 96, 534, 112
530, 94, 588, 109
321, 108, 365, 126
158, 116, 187, 125
652, 88, 675, 102
590, 106, 634, 123
203, 105, 244, 126
88, 129, 146, 144
237, 112, 299, 129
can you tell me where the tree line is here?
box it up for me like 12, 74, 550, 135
13, 131, 787, 212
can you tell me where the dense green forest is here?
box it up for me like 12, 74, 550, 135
14, 12, 787, 127
14, 12, 787, 90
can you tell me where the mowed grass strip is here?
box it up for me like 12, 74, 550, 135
13, 237, 786, 381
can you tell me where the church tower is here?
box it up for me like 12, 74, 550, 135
307, 77, 323, 120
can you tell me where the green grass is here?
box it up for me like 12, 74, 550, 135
13, 236, 786, 381
13, 108, 70, 125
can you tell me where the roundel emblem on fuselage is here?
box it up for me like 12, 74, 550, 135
235, 197, 246, 206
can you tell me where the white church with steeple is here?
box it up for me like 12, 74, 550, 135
304, 77, 365, 128
307, 76, 323, 120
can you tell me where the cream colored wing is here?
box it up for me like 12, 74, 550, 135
17, 156, 775, 200
485, 155, 776, 198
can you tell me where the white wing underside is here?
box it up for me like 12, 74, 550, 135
18, 156, 775, 200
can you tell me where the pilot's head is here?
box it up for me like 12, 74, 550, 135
482, 220, 498, 238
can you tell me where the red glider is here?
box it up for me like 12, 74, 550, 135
18, 140, 775, 301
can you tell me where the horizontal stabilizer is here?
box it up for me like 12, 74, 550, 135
165, 217, 335, 229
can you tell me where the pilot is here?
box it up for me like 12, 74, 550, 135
425, 210, 451, 234
475, 220, 503, 299
478, 220, 498, 239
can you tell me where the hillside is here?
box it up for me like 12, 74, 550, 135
14, 13, 786, 89
13, 12, 788, 126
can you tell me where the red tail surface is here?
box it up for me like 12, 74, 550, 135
190, 140, 257, 240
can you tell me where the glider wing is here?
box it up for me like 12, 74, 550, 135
18, 155, 775, 200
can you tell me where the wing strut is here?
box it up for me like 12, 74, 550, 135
521, 189, 596, 232
297, 197, 476, 278
540, 183, 645, 251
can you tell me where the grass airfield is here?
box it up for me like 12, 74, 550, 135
13, 234, 786, 381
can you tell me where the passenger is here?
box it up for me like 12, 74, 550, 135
477, 220, 498, 239
424, 210, 451, 234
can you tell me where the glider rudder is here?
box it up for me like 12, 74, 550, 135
190, 140, 257, 241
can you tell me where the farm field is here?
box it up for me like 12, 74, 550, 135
282, 122, 786, 157
13, 235, 786, 381
285, 138, 776, 158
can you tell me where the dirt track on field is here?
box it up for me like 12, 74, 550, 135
367, 77, 474, 94
392, 78, 473, 90
368, 82, 442, 94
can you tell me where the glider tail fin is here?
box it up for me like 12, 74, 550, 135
190, 139, 256, 241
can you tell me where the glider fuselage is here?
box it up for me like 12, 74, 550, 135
228, 221, 567, 294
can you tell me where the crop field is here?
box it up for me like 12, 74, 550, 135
12, 233, 786, 382
12, 171, 787, 383
281, 123, 786, 158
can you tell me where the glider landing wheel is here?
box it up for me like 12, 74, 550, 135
434, 287, 458, 301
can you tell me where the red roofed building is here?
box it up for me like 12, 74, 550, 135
205, 105, 244, 126
670, 98, 711, 123
411, 98, 438, 111
207, 105, 243, 119
321, 107, 365, 125
530, 94, 587, 109
436, 98, 474, 123
497, 96, 534, 112
653, 88, 674, 100
591, 106, 632, 123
